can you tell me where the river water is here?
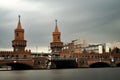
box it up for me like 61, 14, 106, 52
0, 68, 120, 80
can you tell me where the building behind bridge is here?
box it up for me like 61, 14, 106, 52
61, 39, 120, 56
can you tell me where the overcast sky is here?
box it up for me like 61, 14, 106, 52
0, 0, 120, 52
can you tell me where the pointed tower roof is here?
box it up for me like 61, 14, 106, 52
17, 15, 22, 29
54, 20, 59, 32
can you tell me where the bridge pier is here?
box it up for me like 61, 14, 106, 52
33, 57, 47, 69
77, 58, 89, 68
110, 63, 116, 67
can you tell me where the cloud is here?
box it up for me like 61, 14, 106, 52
0, 0, 120, 52
0, 0, 40, 11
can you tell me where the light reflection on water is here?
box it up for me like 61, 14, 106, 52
0, 68, 120, 80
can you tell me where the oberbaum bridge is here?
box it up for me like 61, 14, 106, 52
0, 16, 120, 70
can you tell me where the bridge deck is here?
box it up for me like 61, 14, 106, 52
47, 57, 77, 61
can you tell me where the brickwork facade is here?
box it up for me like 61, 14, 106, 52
50, 20, 63, 54
0, 15, 31, 60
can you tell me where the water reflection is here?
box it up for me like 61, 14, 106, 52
11, 71, 28, 80
0, 68, 120, 80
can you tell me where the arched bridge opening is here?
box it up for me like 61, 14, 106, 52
51, 60, 77, 69
116, 63, 120, 67
89, 62, 111, 68
5, 63, 33, 70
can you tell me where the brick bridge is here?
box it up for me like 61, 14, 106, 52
0, 53, 120, 69
0, 58, 34, 70
46, 53, 120, 69
72, 53, 120, 68
77, 58, 120, 68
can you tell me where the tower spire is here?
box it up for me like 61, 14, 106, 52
12, 15, 26, 51
50, 20, 63, 53
54, 19, 59, 32
17, 15, 22, 29
18, 15, 20, 22
55, 19, 57, 26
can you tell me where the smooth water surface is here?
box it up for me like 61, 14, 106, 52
0, 68, 120, 80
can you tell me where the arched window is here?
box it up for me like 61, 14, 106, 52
24, 55, 27, 58
16, 33, 19, 37
16, 55, 19, 58
58, 36, 60, 39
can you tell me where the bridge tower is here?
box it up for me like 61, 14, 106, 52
12, 15, 27, 51
50, 20, 63, 54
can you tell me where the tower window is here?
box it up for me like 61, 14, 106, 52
16, 33, 19, 37
58, 36, 60, 39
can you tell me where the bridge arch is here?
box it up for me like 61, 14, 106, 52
89, 62, 111, 68
50, 60, 78, 69
4, 63, 33, 70
116, 63, 120, 67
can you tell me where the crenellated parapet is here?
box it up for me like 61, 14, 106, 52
0, 50, 31, 54
0, 51, 13, 54
13, 49, 31, 53
0, 50, 31, 58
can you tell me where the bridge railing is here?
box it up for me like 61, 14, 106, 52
78, 57, 120, 64
0, 57, 32, 60
50, 57, 76, 61
87, 58, 110, 60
